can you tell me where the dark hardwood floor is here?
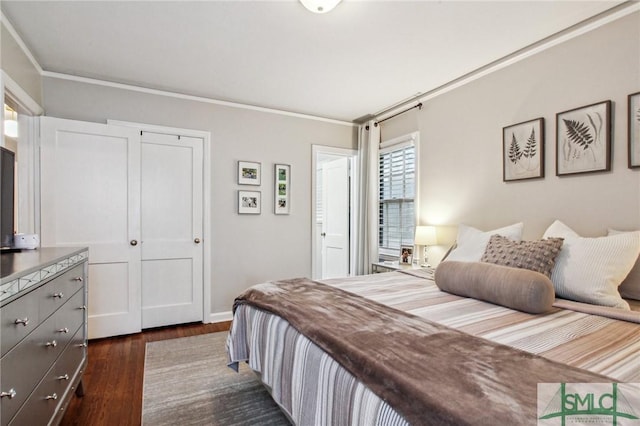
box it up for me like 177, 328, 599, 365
60, 321, 231, 426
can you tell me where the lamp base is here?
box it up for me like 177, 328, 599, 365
421, 246, 430, 269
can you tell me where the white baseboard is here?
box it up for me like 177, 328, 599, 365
209, 311, 233, 324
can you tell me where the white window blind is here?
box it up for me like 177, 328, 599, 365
378, 136, 415, 257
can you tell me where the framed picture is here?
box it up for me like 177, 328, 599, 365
629, 92, 640, 168
274, 164, 290, 215
400, 245, 413, 265
502, 117, 544, 181
556, 100, 611, 176
238, 190, 261, 214
238, 161, 261, 185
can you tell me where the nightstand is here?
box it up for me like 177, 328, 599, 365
372, 261, 426, 273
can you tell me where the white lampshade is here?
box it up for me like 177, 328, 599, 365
414, 225, 438, 246
300, 0, 341, 14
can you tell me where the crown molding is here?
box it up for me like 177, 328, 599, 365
369, 1, 640, 125
2, 11, 353, 126
42, 71, 354, 126
1, 12, 43, 75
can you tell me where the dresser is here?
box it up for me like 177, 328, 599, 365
0, 247, 88, 426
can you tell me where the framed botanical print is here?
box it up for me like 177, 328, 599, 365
629, 92, 640, 168
502, 117, 544, 181
556, 100, 611, 176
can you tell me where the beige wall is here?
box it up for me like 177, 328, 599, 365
6, 9, 639, 315
1, 22, 42, 106
385, 12, 640, 242
42, 78, 355, 314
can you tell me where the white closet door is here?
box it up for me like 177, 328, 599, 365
140, 132, 203, 328
40, 116, 142, 339
321, 157, 350, 278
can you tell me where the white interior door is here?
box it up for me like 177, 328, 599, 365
40, 116, 142, 339
321, 157, 350, 278
140, 132, 203, 328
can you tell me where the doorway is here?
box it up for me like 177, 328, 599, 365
1, 73, 43, 236
311, 145, 357, 279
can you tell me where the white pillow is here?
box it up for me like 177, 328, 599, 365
445, 222, 524, 262
543, 220, 640, 309
608, 229, 640, 301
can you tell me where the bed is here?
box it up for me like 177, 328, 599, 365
226, 221, 640, 425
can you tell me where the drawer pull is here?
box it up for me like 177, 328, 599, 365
58, 327, 69, 333
80, 305, 87, 310
45, 340, 58, 348
56, 374, 70, 381
53, 292, 64, 299
76, 342, 88, 348
73, 276, 83, 282
14, 317, 29, 326
0, 389, 16, 399
45, 393, 58, 400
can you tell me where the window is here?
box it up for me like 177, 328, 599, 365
378, 135, 416, 258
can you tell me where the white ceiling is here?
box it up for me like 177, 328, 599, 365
1, 1, 626, 122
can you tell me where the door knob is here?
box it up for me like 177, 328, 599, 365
321, 233, 326, 237
194, 238, 201, 244
130, 240, 138, 246
0, 389, 16, 399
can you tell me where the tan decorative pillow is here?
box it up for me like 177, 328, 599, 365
435, 261, 555, 314
480, 234, 564, 277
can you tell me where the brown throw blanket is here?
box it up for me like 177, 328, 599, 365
233, 278, 614, 425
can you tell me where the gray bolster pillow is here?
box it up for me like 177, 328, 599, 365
434, 261, 555, 314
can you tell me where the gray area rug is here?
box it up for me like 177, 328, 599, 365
143, 332, 290, 425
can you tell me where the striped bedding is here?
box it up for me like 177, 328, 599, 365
227, 270, 640, 425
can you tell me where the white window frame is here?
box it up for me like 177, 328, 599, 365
378, 131, 420, 259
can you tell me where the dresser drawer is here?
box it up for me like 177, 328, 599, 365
39, 264, 85, 322
1, 285, 41, 357
53, 288, 85, 349
1, 264, 84, 358
0, 290, 84, 425
9, 327, 86, 426
48, 326, 86, 424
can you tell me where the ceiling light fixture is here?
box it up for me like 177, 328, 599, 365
300, 0, 341, 14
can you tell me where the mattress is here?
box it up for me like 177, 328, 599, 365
227, 270, 640, 424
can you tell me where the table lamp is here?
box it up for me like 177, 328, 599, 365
414, 225, 438, 267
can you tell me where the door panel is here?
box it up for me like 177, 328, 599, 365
88, 263, 131, 314
140, 132, 203, 328
321, 157, 350, 279
40, 116, 142, 339
142, 259, 193, 307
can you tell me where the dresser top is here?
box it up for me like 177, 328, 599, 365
1, 247, 88, 305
